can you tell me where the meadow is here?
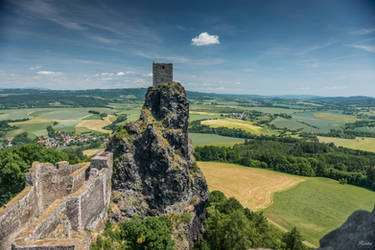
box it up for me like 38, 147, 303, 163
292, 111, 355, 132
271, 117, 320, 133
264, 177, 375, 245
3, 108, 117, 138
318, 136, 375, 153
201, 118, 263, 135
190, 133, 244, 146
198, 161, 375, 246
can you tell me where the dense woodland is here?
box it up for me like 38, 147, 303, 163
195, 137, 375, 190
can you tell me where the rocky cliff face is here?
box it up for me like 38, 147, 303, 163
108, 82, 208, 248
319, 205, 375, 250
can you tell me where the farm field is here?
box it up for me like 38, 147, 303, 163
318, 136, 375, 153
198, 162, 305, 210
2, 108, 118, 138
198, 161, 375, 246
245, 107, 303, 115
271, 117, 319, 133
189, 111, 222, 122
264, 177, 375, 246
292, 111, 354, 132
190, 133, 244, 146
75, 115, 114, 134
201, 118, 263, 135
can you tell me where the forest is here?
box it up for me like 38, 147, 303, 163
195, 137, 375, 190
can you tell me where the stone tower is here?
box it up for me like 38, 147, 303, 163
153, 61, 173, 86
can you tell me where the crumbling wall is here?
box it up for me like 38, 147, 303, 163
0, 151, 113, 250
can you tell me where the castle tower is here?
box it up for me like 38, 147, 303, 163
153, 61, 173, 86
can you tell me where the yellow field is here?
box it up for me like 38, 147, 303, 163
76, 117, 112, 134
198, 162, 305, 210
314, 113, 356, 123
318, 136, 375, 153
83, 148, 104, 156
201, 118, 262, 135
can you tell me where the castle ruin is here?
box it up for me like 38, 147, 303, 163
0, 151, 113, 250
152, 61, 173, 86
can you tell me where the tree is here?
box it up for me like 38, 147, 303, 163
47, 125, 55, 137
282, 227, 305, 250
119, 216, 174, 250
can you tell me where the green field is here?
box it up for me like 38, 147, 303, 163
318, 136, 375, 153
190, 133, 244, 146
271, 117, 320, 133
198, 161, 375, 246
201, 118, 263, 134
264, 177, 375, 246
245, 107, 303, 115
292, 111, 355, 132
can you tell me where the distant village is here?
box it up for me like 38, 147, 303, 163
2, 130, 108, 150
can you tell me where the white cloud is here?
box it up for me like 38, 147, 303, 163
145, 72, 152, 77
323, 85, 347, 90
37, 70, 62, 76
350, 44, 375, 53
29, 65, 42, 70
350, 28, 375, 35
101, 72, 114, 76
192, 32, 220, 46
117, 72, 125, 76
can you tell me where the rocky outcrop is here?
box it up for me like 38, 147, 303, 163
108, 82, 209, 249
319, 205, 375, 250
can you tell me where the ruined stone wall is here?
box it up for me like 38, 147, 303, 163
153, 62, 173, 86
0, 151, 113, 250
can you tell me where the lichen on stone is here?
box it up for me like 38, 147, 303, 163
107, 82, 208, 248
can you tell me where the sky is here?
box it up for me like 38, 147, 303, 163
0, 0, 374, 96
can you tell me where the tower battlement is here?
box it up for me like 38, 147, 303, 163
153, 61, 173, 86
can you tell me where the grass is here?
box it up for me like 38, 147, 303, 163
1, 108, 121, 138
318, 136, 375, 153
245, 107, 303, 115
201, 118, 263, 135
198, 161, 375, 246
198, 162, 305, 210
8, 119, 54, 138
314, 112, 356, 123
75, 119, 111, 134
292, 111, 355, 132
264, 177, 375, 246
189, 112, 222, 122
190, 133, 244, 146
271, 117, 319, 133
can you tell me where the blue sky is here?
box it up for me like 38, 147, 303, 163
0, 0, 374, 96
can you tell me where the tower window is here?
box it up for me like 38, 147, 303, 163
162, 65, 165, 69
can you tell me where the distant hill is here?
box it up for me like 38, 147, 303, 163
0, 88, 374, 109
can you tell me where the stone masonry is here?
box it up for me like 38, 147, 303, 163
152, 61, 173, 86
0, 151, 113, 250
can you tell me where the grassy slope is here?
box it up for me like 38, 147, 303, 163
264, 177, 375, 246
198, 161, 375, 246
318, 136, 375, 153
271, 117, 319, 133
198, 162, 304, 210
190, 133, 244, 146
201, 118, 263, 135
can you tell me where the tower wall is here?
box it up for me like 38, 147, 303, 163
153, 62, 173, 85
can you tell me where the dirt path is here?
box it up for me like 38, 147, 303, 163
267, 218, 318, 249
